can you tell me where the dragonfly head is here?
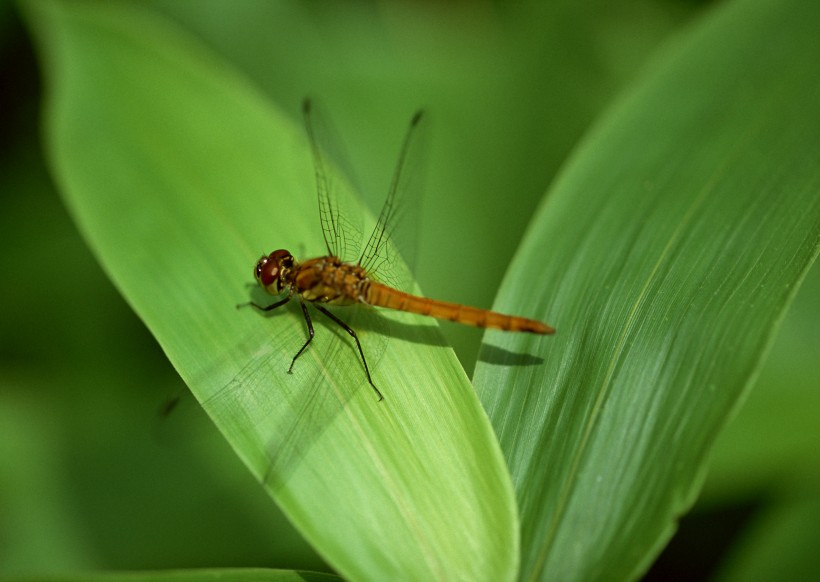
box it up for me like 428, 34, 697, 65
254, 249, 295, 294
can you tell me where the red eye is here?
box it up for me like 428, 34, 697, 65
254, 256, 279, 287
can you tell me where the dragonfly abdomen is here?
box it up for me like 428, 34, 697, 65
364, 282, 554, 334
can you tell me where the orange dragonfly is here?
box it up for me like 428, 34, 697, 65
241, 99, 554, 400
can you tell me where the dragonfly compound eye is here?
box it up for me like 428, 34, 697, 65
254, 256, 280, 289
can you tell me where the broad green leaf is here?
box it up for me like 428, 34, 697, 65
474, 0, 819, 579
25, 1, 517, 580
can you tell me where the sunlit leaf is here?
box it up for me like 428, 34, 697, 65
25, 1, 517, 579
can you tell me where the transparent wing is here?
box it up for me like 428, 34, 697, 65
358, 109, 427, 292
298, 101, 428, 388
302, 98, 363, 262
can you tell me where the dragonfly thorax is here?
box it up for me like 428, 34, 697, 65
254, 249, 298, 295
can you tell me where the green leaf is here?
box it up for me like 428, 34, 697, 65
25, 1, 516, 579
474, 0, 820, 578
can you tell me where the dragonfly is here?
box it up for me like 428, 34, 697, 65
240, 99, 554, 401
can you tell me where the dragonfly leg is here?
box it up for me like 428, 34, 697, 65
288, 299, 315, 374
315, 305, 384, 401
236, 296, 291, 311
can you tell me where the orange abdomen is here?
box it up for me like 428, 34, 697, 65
364, 282, 554, 334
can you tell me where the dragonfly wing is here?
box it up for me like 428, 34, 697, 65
302, 99, 363, 262
358, 108, 427, 294
299, 101, 428, 382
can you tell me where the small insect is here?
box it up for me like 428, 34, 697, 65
240, 99, 554, 400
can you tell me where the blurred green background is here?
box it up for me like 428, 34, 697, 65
0, 0, 816, 579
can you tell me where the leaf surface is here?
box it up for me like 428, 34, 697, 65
474, 0, 820, 578
26, 2, 518, 579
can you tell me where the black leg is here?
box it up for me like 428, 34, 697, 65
315, 305, 384, 401
288, 299, 315, 374
236, 296, 292, 312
